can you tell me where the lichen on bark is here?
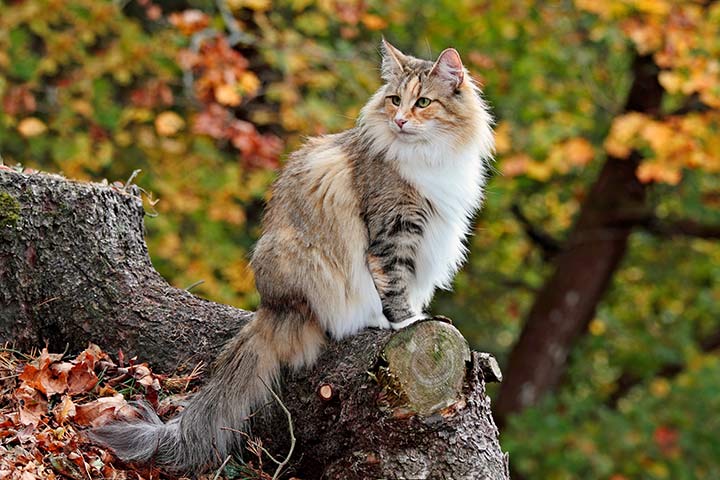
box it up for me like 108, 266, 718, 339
0, 192, 21, 227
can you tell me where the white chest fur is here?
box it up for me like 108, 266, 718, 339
395, 144, 488, 313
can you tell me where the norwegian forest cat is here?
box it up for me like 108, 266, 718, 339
89, 39, 495, 473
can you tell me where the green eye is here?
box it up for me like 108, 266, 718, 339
389, 95, 401, 106
415, 97, 431, 108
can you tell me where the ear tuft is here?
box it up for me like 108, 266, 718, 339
430, 48, 464, 88
381, 37, 408, 80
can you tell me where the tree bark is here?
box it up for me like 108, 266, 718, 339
494, 54, 663, 423
0, 169, 251, 373
0, 169, 508, 479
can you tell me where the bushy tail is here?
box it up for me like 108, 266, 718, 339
88, 310, 326, 473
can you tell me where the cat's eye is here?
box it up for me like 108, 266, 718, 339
415, 97, 432, 108
389, 95, 401, 106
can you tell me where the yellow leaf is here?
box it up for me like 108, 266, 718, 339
494, 121, 512, 155
17, 117, 47, 137
589, 319, 606, 336
634, 0, 671, 16
215, 83, 242, 106
155, 111, 185, 137
636, 162, 682, 185
604, 113, 649, 159
223, 258, 255, 294
228, 0, 270, 11
658, 71, 683, 93
639, 121, 676, 155
238, 71, 261, 95
622, 18, 663, 55
361, 13, 388, 31
526, 160, 553, 181
71, 100, 94, 118
650, 378, 671, 398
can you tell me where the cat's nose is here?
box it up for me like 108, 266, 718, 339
394, 118, 408, 129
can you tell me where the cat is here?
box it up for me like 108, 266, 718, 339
88, 38, 494, 473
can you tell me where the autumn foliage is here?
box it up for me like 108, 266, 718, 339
0, 344, 201, 479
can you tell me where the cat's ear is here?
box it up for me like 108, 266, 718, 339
381, 37, 408, 80
430, 48, 465, 89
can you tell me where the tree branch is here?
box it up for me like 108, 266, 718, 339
638, 216, 720, 240
510, 203, 564, 260
666, 93, 714, 116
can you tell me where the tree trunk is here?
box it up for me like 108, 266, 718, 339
0, 169, 508, 479
494, 54, 663, 423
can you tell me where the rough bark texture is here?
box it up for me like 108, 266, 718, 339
0, 169, 508, 479
0, 170, 251, 373
495, 54, 664, 423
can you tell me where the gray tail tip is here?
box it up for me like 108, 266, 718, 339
85, 401, 166, 464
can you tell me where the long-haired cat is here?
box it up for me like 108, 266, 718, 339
89, 39, 494, 473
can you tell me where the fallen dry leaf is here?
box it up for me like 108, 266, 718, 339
74, 394, 136, 427
14, 384, 48, 427
52, 395, 76, 425
18, 349, 70, 396
66, 362, 99, 395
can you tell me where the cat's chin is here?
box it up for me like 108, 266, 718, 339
391, 130, 423, 143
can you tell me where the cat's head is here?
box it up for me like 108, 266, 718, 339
361, 39, 493, 161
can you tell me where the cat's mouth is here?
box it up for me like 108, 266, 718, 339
391, 125, 417, 137
393, 129, 423, 142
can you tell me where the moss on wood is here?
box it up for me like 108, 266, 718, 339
0, 192, 21, 227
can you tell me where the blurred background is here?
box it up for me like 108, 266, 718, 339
2, 0, 719, 478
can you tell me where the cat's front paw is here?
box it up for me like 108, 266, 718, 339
390, 314, 429, 331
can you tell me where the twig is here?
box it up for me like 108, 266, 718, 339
258, 377, 296, 480
215, 0, 255, 46
212, 455, 233, 480
185, 279, 205, 291
510, 203, 564, 260
35, 296, 59, 308
0, 347, 33, 360
124, 169, 142, 190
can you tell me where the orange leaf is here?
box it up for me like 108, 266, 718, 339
564, 138, 595, 167
169, 9, 210, 35
19, 349, 69, 396
501, 154, 531, 177
155, 111, 185, 137
67, 362, 99, 395
215, 84, 242, 107
17, 117, 47, 137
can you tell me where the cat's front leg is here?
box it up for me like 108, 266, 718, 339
366, 222, 429, 330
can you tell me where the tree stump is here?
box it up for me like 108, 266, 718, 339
0, 169, 509, 479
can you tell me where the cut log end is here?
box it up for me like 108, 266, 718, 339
475, 351, 503, 383
317, 382, 334, 401
381, 320, 471, 416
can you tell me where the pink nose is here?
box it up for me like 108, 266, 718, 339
395, 118, 408, 129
